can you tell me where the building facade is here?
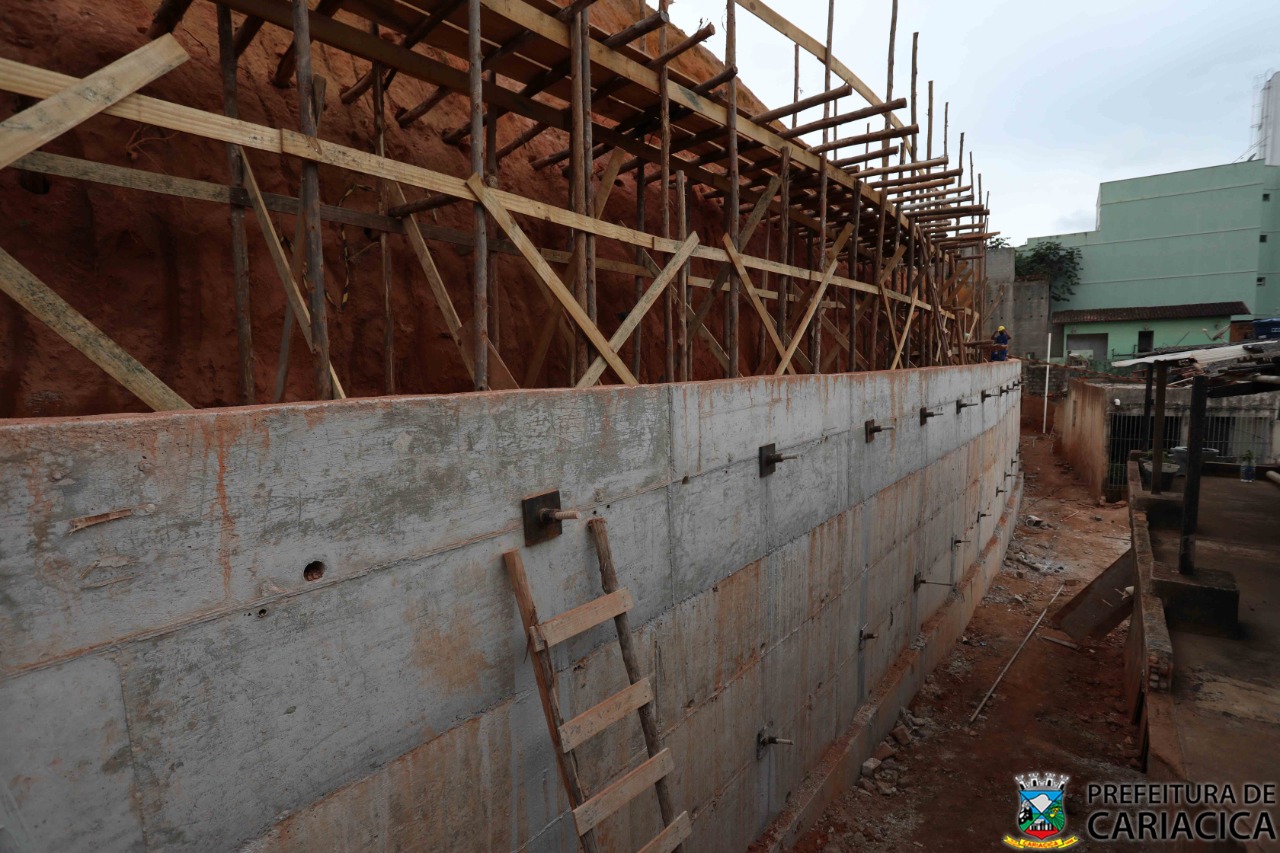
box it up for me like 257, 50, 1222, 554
1026, 159, 1280, 362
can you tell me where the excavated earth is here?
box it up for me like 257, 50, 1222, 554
0, 0, 789, 416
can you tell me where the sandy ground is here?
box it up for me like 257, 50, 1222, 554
790, 418, 1150, 853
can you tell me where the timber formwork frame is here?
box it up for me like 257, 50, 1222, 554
0, 0, 994, 410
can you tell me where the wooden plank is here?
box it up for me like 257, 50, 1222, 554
775, 222, 854, 375
0, 57, 286, 153
13, 151, 404, 233
723, 235, 795, 375
479, 0, 874, 204
240, 152, 347, 398
466, 175, 639, 386
0, 59, 941, 314
531, 588, 634, 651
0, 246, 191, 411
638, 812, 692, 853
558, 678, 654, 753
576, 233, 700, 387
391, 182, 518, 390
524, 146, 628, 387
573, 748, 675, 835
873, 245, 908, 356
0, 35, 188, 169
734, 0, 907, 138
1053, 548, 1135, 643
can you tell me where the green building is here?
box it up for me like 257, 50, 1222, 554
1025, 159, 1280, 361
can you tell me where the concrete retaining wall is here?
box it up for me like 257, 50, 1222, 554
1058, 378, 1110, 499
0, 362, 1020, 853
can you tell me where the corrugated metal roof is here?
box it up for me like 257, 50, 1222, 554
1053, 302, 1250, 325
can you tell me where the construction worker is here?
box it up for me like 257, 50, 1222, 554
991, 325, 1012, 361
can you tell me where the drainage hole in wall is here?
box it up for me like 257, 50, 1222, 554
304, 560, 325, 582
257, 608, 268, 618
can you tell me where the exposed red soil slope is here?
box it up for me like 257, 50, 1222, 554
0, 0, 801, 417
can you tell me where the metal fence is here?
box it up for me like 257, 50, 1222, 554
1104, 411, 1274, 499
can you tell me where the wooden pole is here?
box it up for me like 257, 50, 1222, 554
372, 22, 393, 394
581, 7, 597, 378
883, 0, 898, 168
570, 11, 587, 382
293, 0, 330, 399
777, 148, 791, 350
633, 162, 646, 379
677, 169, 689, 381
910, 33, 919, 171
813, 0, 835, 373
1152, 363, 1168, 496
927, 81, 934, 161
468, 0, 489, 390
659, 0, 674, 382
218, 6, 254, 404
725, 0, 740, 377
487, 67, 499, 352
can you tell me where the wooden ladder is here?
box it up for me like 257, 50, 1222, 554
503, 517, 689, 853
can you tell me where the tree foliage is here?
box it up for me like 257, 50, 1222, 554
1015, 241, 1081, 301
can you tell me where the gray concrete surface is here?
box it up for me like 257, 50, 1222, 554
0, 363, 1021, 852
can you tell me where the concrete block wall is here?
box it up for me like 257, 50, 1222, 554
0, 362, 1020, 853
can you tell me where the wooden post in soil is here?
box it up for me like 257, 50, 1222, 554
468, 0, 489, 390
372, 22, 394, 394
677, 169, 689, 381
633, 161, 646, 379
570, 10, 587, 382
659, 0, 674, 382
217, 6, 254, 404
725, 0, 740, 377
581, 7, 597, 373
291, 0, 330, 399
487, 67, 500, 353
812, 0, 834, 373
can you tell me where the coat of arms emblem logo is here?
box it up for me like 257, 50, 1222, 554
1002, 773, 1081, 849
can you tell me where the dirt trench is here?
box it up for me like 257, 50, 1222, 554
788, 422, 1149, 853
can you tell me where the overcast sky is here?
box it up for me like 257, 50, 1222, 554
664, 0, 1280, 245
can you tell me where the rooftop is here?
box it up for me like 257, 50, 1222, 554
1052, 302, 1250, 325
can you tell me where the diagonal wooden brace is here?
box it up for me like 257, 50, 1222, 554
577, 233, 700, 387
0, 35, 188, 170
239, 152, 347, 398
0, 246, 191, 411
774, 222, 854, 375
467, 175, 638, 386
722, 235, 798, 375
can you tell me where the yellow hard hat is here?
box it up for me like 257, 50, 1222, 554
998, 325, 1006, 331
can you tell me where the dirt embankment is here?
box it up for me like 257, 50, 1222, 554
1, 0, 788, 417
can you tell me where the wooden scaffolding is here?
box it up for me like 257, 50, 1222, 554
0, 0, 995, 410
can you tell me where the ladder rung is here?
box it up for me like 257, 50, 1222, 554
573, 748, 674, 836
558, 678, 654, 753
638, 811, 692, 853
531, 587, 634, 651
